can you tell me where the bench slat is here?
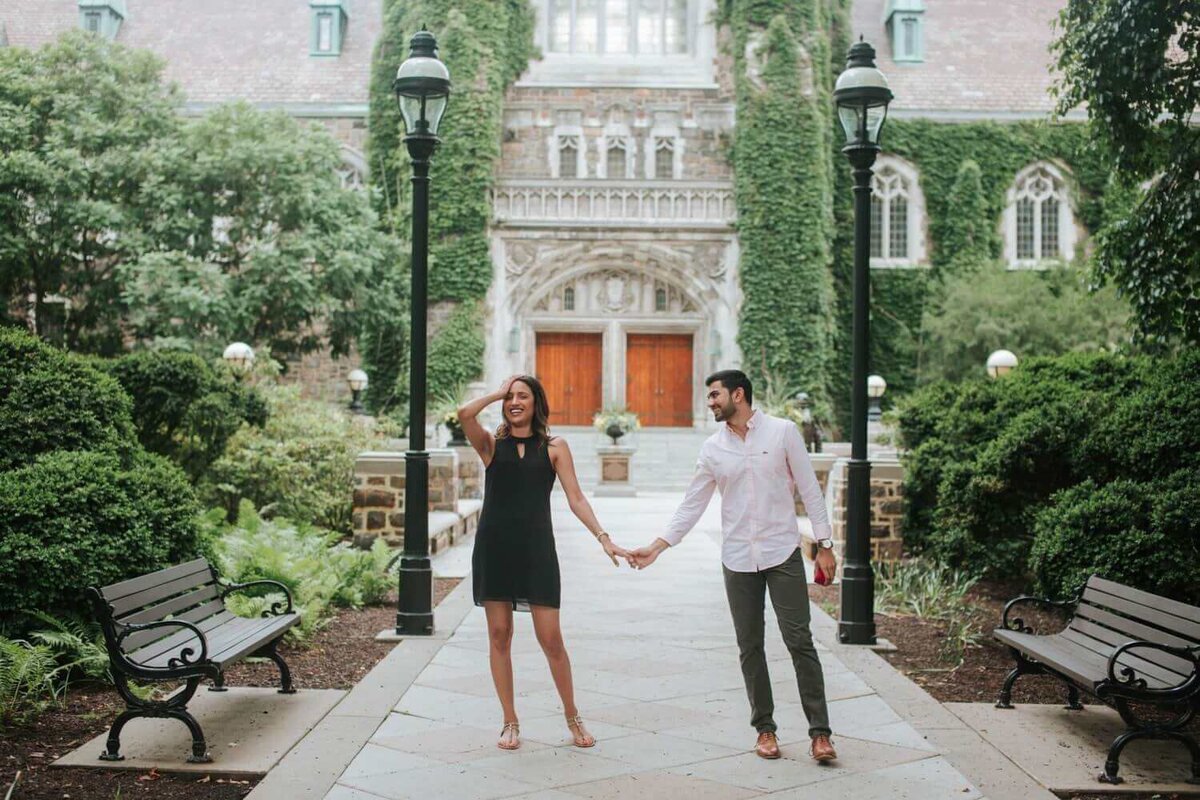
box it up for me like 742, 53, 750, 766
100, 558, 211, 603
208, 615, 299, 668
109, 571, 218, 618
1087, 576, 1200, 632
1082, 585, 1200, 644
994, 629, 1175, 690
1068, 617, 1193, 677
119, 584, 221, 628
1062, 625, 1190, 686
138, 616, 293, 670
1074, 603, 1197, 654
125, 606, 238, 664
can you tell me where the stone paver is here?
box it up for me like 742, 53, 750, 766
318, 492, 1012, 799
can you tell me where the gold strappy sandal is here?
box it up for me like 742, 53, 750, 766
566, 714, 595, 748
497, 721, 520, 750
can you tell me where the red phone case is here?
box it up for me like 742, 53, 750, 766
814, 564, 829, 586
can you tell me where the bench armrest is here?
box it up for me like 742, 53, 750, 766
219, 579, 295, 617
999, 593, 1079, 634
1103, 641, 1200, 697
115, 619, 210, 670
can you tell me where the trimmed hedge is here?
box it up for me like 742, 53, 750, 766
104, 350, 267, 481
0, 328, 135, 472
0, 450, 202, 618
898, 350, 1200, 596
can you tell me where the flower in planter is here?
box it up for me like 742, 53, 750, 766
440, 410, 466, 443
592, 408, 640, 444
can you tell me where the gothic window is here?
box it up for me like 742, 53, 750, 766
564, 286, 576, 310
559, 136, 580, 178
547, 0, 689, 55
607, 140, 628, 178
1005, 163, 1075, 266
655, 287, 667, 311
654, 138, 675, 179
869, 157, 925, 266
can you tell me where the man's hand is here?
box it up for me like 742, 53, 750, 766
626, 539, 669, 570
814, 546, 837, 582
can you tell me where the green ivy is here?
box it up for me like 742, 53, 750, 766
426, 301, 486, 405
726, 1, 837, 404
364, 0, 534, 412
829, 119, 1112, 431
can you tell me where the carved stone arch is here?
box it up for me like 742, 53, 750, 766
1003, 159, 1080, 266
508, 241, 726, 318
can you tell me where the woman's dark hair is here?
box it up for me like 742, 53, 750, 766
495, 374, 552, 445
705, 369, 753, 406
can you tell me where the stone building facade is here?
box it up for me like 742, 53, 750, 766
4, 0, 1081, 422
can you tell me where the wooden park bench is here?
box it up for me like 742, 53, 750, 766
993, 575, 1200, 785
87, 558, 300, 763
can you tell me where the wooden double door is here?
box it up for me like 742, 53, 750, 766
535, 332, 603, 426
534, 331, 694, 427
626, 333, 693, 428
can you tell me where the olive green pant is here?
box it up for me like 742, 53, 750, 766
723, 548, 832, 737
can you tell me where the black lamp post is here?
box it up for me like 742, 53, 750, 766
834, 39, 892, 646
393, 29, 450, 636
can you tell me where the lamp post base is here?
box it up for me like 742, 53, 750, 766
395, 555, 434, 636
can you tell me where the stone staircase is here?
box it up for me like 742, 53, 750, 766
552, 425, 713, 493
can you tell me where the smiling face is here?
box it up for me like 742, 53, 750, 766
504, 380, 535, 427
706, 381, 741, 422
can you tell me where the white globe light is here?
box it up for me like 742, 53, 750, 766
348, 369, 369, 392
986, 349, 1019, 378
222, 342, 254, 370
867, 374, 887, 398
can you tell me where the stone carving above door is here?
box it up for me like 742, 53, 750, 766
531, 268, 698, 316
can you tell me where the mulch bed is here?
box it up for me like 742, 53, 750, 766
809, 579, 1198, 800
1, 578, 460, 800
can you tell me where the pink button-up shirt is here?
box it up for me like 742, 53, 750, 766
662, 410, 833, 572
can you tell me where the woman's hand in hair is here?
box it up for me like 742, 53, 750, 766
493, 374, 521, 402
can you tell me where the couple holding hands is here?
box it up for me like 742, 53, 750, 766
458, 369, 839, 762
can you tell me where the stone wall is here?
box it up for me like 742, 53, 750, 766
500, 87, 735, 181
352, 448, 484, 552
824, 457, 906, 562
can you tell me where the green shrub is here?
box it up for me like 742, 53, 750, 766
206, 504, 392, 640
201, 384, 385, 533
104, 350, 267, 481
1030, 470, 1200, 604
0, 450, 202, 620
0, 328, 135, 471
897, 352, 1143, 566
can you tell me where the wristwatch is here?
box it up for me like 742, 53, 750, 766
817, 539, 834, 550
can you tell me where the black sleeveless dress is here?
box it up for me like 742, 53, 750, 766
472, 434, 561, 611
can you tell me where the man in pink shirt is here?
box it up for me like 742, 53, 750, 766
628, 370, 839, 762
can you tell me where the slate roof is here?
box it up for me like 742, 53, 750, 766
1, 0, 380, 109
850, 0, 1071, 118
3, 0, 1071, 117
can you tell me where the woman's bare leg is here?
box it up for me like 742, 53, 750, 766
484, 601, 519, 749
530, 605, 594, 746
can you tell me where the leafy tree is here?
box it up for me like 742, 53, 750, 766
0, 32, 181, 353
120, 103, 391, 359
1053, 0, 1200, 344
919, 264, 1130, 384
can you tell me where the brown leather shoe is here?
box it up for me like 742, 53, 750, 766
755, 731, 781, 759
810, 734, 837, 762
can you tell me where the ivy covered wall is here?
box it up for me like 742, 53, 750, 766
724, 0, 838, 404
828, 119, 1111, 431
364, 0, 535, 412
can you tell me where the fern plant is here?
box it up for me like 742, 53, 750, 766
0, 636, 60, 723
24, 611, 111, 683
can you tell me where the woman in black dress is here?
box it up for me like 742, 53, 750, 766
458, 374, 627, 751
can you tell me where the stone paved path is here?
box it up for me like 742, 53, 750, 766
322, 493, 998, 799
